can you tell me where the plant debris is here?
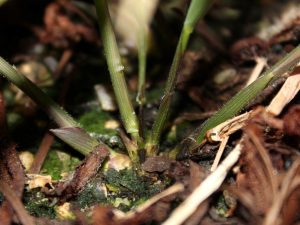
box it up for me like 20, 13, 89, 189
49, 145, 109, 201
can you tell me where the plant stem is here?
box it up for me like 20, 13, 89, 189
136, 31, 147, 139
146, 0, 212, 155
136, 31, 147, 106
194, 44, 300, 145
170, 44, 300, 158
0, 57, 78, 128
94, 0, 140, 145
0, 57, 103, 155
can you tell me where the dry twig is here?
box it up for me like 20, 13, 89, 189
162, 143, 242, 225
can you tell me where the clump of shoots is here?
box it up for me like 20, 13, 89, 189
145, 0, 214, 155
0, 57, 101, 155
0, 0, 216, 166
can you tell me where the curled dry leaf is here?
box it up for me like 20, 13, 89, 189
236, 124, 275, 218
206, 111, 252, 142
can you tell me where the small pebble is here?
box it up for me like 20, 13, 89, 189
19, 151, 34, 171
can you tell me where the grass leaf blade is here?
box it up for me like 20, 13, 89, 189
51, 127, 100, 155
195, 44, 300, 144
0, 57, 78, 128
94, 0, 140, 141
147, 0, 213, 152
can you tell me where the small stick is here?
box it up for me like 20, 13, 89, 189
210, 135, 229, 171
263, 159, 300, 225
0, 181, 35, 225
245, 57, 267, 86
162, 142, 242, 225
267, 74, 300, 115
207, 111, 251, 142
53, 49, 73, 79
29, 132, 54, 174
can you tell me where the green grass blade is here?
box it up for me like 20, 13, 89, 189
136, 31, 147, 105
184, 0, 214, 30
113, 0, 158, 107
51, 127, 100, 155
195, 44, 300, 144
0, 57, 78, 128
147, 0, 212, 153
145, 93, 172, 155
0, 56, 104, 155
94, 0, 140, 141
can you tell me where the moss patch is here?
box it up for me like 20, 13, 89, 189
75, 177, 107, 209
104, 168, 164, 210
23, 190, 56, 219
41, 149, 81, 180
78, 110, 117, 136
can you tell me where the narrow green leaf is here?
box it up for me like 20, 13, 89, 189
94, 0, 140, 141
147, 0, 213, 151
184, 0, 214, 29
113, 0, 159, 106
145, 93, 172, 156
51, 127, 100, 156
136, 31, 147, 105
0, 57, 105, 156
0, 57, 78, 128
195, 44, 300, 144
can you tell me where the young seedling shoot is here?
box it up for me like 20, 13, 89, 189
94, 0, 141, 162
145, 0, 214, 155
